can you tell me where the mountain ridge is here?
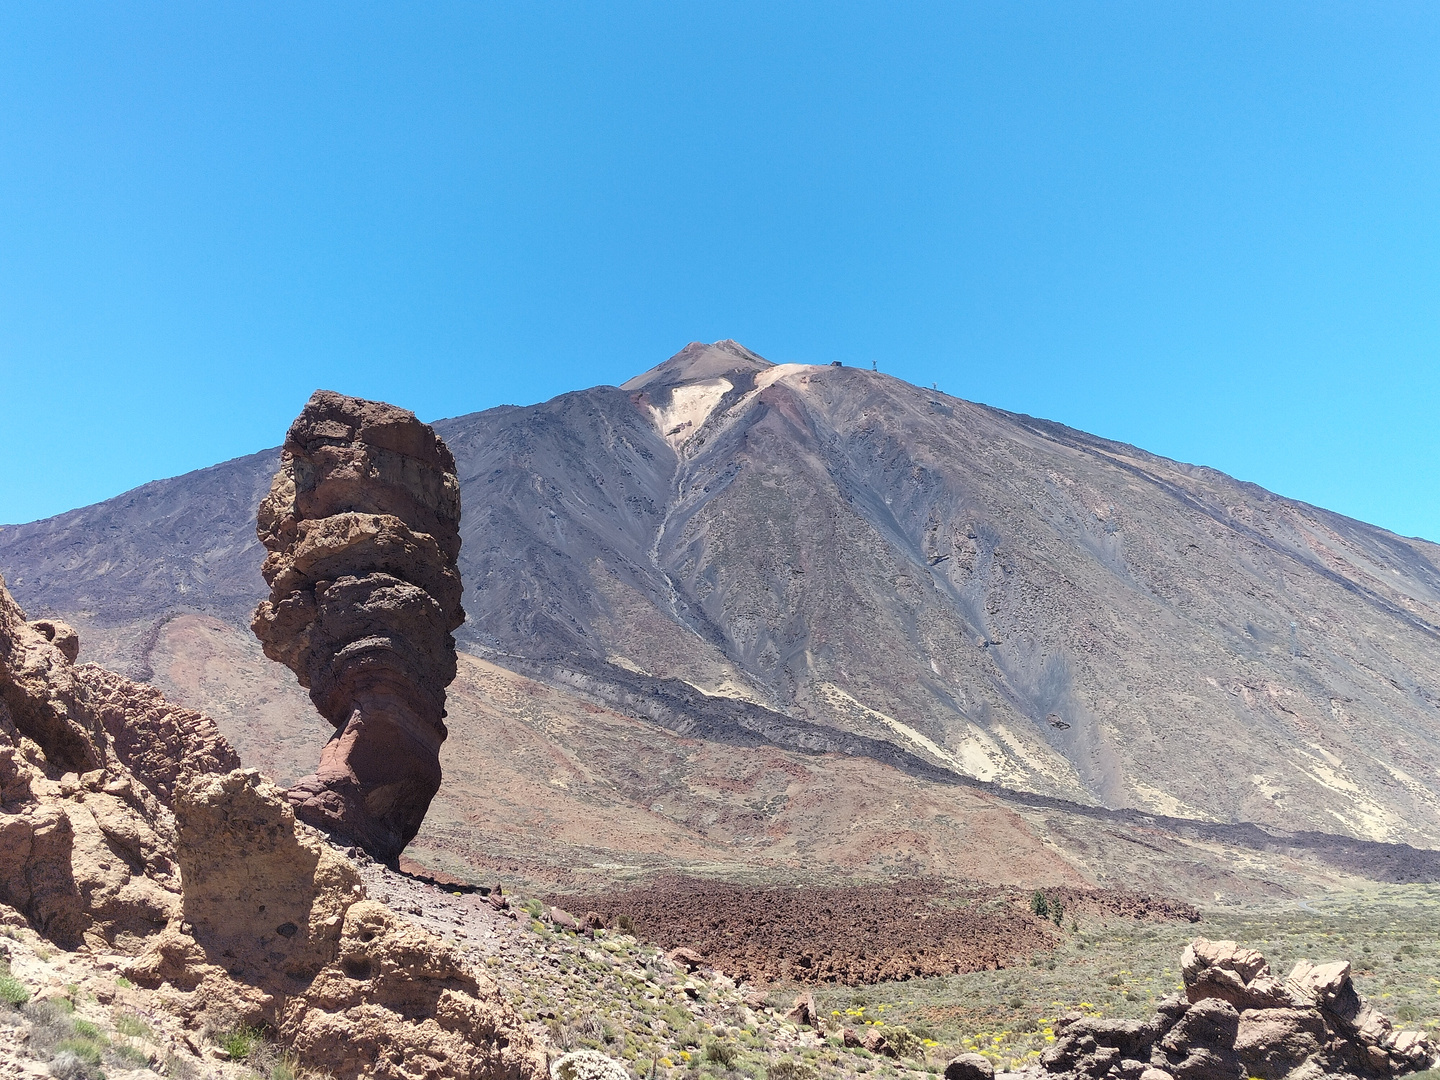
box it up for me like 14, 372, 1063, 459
3, 341, 1439, 877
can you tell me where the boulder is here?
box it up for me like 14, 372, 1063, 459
291, 900, 542, 1080
1182, 939, 1269, 986
27, 619, 78, 663
171, 768, 361, 985
1234, 1008, 1327, 1079
1162, 1047, 1243, 1080
1285, 959, 1420, 1058
1035, 938, 1438, 1080
252, 390, 464, 863
128, 764, 544, 1080
552, 1050, 630, 1080
1159, 997, 1241, 1054
1387, 1030, 1438, 1071
550, 906, 581, 932
1072, 1017, 1159, 1059
786, 990, 819, 1027
668, 946, 705, 972
1183, 938, 1297, 1010
1043, 1017, 1158, 1078
863, 1026, 895, 1057
1154, 999, 1243, 1080
944, 1052, 995, 1080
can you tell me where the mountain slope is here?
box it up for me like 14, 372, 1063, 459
3, 340, 1439, 855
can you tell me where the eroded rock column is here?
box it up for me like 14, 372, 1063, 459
252, 390, 463, 863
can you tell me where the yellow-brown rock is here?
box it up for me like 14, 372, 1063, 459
127, 766, 543, 1080
0, 573, 239, 950
173, 768, 362, 986
286, 900, 543, 1080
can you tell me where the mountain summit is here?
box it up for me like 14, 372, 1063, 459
3, 341, 1439, 879
619, 339, 773, 391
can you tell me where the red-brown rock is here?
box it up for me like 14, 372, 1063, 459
252, 391, 464, 863
786, 990, 819, 1028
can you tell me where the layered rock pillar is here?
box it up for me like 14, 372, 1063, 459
252, 391, 463, 863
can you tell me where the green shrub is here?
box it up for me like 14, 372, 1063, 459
115, 1012, 155, 1039
114, 1041, 154, 1066
883, 1026, 922, 1059
0, 971, 29, 1006
703, 1037, 739, 1067
55, 1036, 104, 1064
1030, 891, 1049, 919
71, 1018, 103, 1040
769, 1057, 819, 1080
217, 1024, 263, 1060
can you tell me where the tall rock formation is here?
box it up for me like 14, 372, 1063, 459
251, 391, 464, 863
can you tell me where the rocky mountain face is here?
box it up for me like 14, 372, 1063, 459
3, 341, 1439, 877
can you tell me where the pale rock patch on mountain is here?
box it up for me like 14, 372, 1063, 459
644, 377, 735, 449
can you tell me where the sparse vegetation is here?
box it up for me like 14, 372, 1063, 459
0, 965, 29, 1006
792, 885, 1440, 1073
113, 1011, 154, 1040
216, 1023, 264, 1060
702, 1036, 739, 1067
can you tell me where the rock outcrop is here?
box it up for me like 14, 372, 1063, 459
251, 390, 464, 863
126, 768, 543, 1080
1039, 937, 1438, 1080
2, 569, 535, 1078
0, 573, 239, 950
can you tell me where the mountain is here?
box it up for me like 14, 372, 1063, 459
3, 340, 1439, 894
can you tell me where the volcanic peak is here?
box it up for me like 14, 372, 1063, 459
620, 338, 774, 392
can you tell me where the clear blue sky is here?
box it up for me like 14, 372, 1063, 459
2, 4, 1437, 540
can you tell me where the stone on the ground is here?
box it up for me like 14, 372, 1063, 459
945, 1052, 996, 1080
